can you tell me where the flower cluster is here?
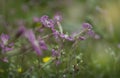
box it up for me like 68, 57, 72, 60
24, 13, 94, 59
0, 33, 14, 62
40, 15, 55, 28
0, 33, 14, 53
82, 23, 95, 37
39, 14, 76, 41
0, 13, 94, 65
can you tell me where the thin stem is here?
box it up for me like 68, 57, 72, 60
57, 22, 63, 34
74, 29, 88, 39
41, 33, 53, 39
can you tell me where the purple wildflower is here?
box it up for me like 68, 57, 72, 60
52, 28, 74, 41
25, 30, 42, 55
0, 33, 9, 45
40, 15, 49, 24
52, 29, 60, 39
81, 23, 95, 37
66, 36, 74, 41
52, 49, 60, 57
40, 15, 55, 28
55, 60, 61, 66
39, 39, 48, 50
87, 29, 95, 37
33, 16, 40, 23
60, 34, 68, 39
82, 23, 92, 29
54, 13, 62, 22
51, 49, 61, 66
79, 36, 86, 40
16, 26, 26, 38
60, 34, 74, 41
0, 33, 14, 52
46, 19, 54, 28
25, 30, 36, 42
18, 26, 26, 34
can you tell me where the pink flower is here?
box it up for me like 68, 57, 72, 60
39, 39, 48, 50
54, 13, 62, 22
25, 30, 48, 55
82, 23, 92, 29
40, 15, 55, 28
25, 30, 42, 55
0, 33, 14, 53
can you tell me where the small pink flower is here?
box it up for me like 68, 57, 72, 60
82, 23, 92, 29
55, 60, 60, 66
52, 49, 60, 57
0, 33, 14, 53
40, 15, 55, 28
79, 36, 86, 40
54, 13, 62, 22
39, 39, 48, 50
25, 30, 42, 55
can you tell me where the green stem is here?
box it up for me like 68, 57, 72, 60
57, 22, 63, 34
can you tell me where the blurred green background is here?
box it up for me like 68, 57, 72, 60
0, 0, 120, 78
